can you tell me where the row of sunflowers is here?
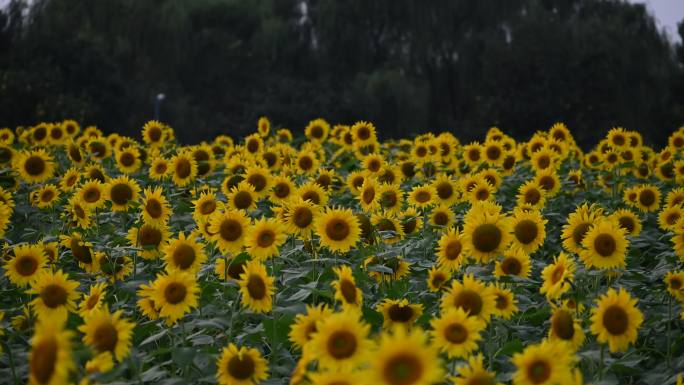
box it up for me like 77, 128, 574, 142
0, 119, 683, 385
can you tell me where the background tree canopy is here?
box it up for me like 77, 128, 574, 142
0, 0, 682, 148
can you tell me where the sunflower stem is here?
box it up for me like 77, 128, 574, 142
1, 337, 17, 385
598, 343, 605, 380
667, 294, 672, 368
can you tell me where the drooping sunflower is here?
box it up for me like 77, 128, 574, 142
106, 175, 141, 212
408, 184, 437, 209
440, 274, 495, 322
461, 202, 513, 263
14, 149, 55, 183
494, 248, 531, 279
609, 209, 642, 237
245, 218, 287, 260
127, 222, 170, 259
216, 343, 269, 385
209, 209, 251, 255
561, 203, 604, 254
238, 260, 275, 314
547, 306, 585, 351
310, 310, 373, 370
78, 282, 108, 318
452, 354, 503, 385
540, 253, 576, 301
288, 304, 334, 350
510, 208, 547, 254
284, 198, 320, 239
227, 181, 258, 211
332, 265, 363, 309
377, 298, 423, 329
590, 287, 644, 353
150, 270, 199, 325
315, 207, 361, 253
163, 232, 207, 273
635, 184, 661, 212
4, 244, 47, 287
28, 322, 75, 385
491, 284, 518, 319
170, 151, 198, 187
370, 327, 443, 385
436, 227, 465, 272
579, 219, 629, 270
511, 340, 573, 385
430, 307, 485, 359
141, 186, 172, 225
27, 269, 80, 325
79, 306, 135, 362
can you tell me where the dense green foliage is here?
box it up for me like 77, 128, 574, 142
0, 0, 683, 146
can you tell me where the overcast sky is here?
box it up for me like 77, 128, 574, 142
0, 0, 682, 43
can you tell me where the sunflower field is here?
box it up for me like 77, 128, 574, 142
0, 119, 683, 385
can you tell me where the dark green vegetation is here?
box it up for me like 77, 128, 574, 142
0, 0, 683, 146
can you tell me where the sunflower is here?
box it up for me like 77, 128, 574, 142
27, 269, 80, 325
346, 171, 366, 195
371, 327, 443, 385
149, 157, 170, 180
150, 270, 199, 325
510, 209, 547, 254
441, 274, 495, 322
115, 147, 142, 174
284, 198, 320, 239
4, 244, 47, 287
377, 299, 423, 329
60, 232, 99, 272
78, 282, 108, 318
31, 184, 60, 209
169, 151, 198, 187
41, 241, 59, 263
269, 175, 296, 204
540, 253, 576, 301
547, 306, 585, 351
452, 354, 502, 385
163, 232, 207, 273
79, 307, 134, 361
462, 202, 513, 263
428, 205, 455, 230
436, 227, 464, 272
579, 219, 628, 270
372, 213, 405, 244
142, 120, 167, 147
238, 260, 274, 314
310, 310, 372, 370
635, 184, 661, 212
364, 255, 411, 283
209, 209, 251, 255
14, 149, 55, 183
127, 222, 170, 259
430, 307, 485, 359
227, 181, 258, 211
408, 184, 436, 209
244, 133, 264, 155
561, 203, 604, 254
516, 180, 547, 210
377, 183, 404, 214
308, 370, 367, 385
511, 340, 573, 385
609, 209, 642, 237
191, 144, 215, 177
289, 304, 334, 350
463, 142, 483, 166
304, 118, 330, 142
357, 177, 379, 212
664, 270, 684, 302
533, 169, 561, 197
494, 248, 531, 279
400, 207, 423, 236
659, 205, 684, 232
192, 191, 222, 223
78, 179, 107, 209
590, 287, 644, 353
332, 265, 363, 309
298, 181, 329, 206
351, 121, 377, 146
315, 207, 361, 253
86, 137, 112, 161
97, 253, 133, 283
243, 165, 272, 198
141, 187, 172, 225
427, 266, 451, 292
216, 343, 269, 385
106, 175, 141, 212
666, 188, 684, 208
83, 163, 108, 183
245, 218, 287, 260
295, 150, 320, 175
491, 284, 518, 319
28, 322, 75, 385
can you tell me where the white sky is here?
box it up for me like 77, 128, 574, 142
630, 0, 684, 43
